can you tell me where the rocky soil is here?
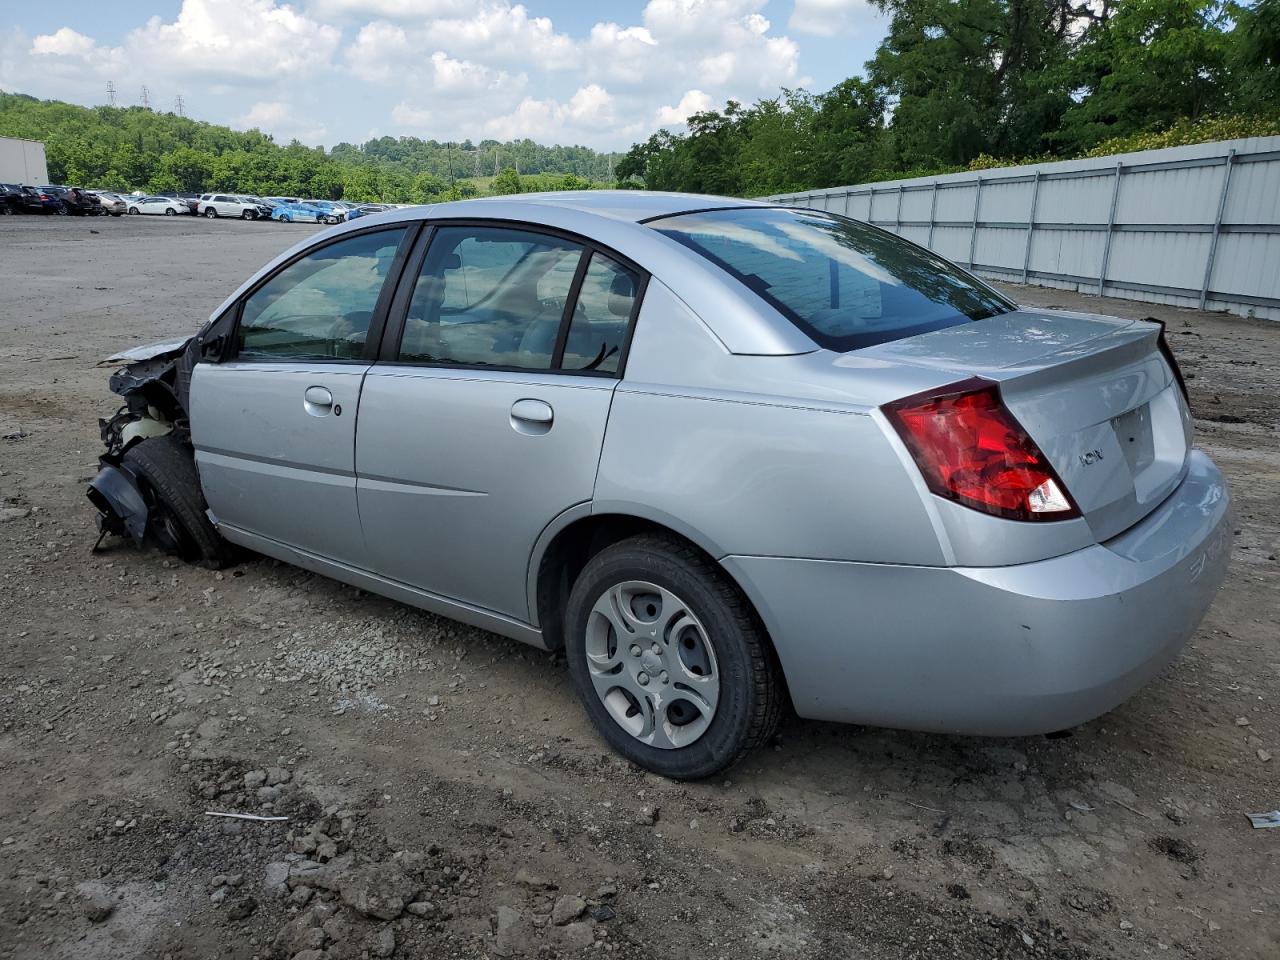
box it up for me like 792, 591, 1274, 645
1, 216, 1277, 959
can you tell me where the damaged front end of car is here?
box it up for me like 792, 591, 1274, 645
87, 337, 196, 549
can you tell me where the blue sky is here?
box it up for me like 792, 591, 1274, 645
1, 1, 888, 151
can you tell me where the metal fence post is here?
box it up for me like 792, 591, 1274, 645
843, 190, 852, 216
1200, 149, 1236, 309
1097, 162, 1123, 295
967, 178, 983, 268
927, 182, 938, 250
895, 184, 904, 235
1021, 170, 1041, 283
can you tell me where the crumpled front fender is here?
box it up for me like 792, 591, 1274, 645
87, 463, 149, 544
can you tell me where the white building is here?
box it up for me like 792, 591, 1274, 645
0, 136, 50, 184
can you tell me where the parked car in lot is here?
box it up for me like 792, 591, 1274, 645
22, 186, 66, 215
270, 199, 328, 223
39, 186, 101, 216
1, 183, 45, 214
90, 192, 128, 216
127, 196, 187, 216
197, 193, 270, 219
87, 192, 1231, 779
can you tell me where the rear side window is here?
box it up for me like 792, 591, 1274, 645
399, 226, 586, 370
237, 228, 407, 360
649, 207, 1013, 351
562, 253, 639, 374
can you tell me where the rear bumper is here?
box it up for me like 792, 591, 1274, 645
723, 450, 1231, 735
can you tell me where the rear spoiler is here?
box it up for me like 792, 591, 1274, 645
1148, 318, 1190, 410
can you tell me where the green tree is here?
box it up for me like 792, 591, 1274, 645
491, 167, 523, 195
1055, 0, 1241, 152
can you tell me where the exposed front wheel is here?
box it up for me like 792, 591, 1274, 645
164, 208, 176, 216
564, 534, 784, 779
204, 208, 217, 218
242, 209, 255, 220
121, 437, 236, 570
129, 207, 139, 215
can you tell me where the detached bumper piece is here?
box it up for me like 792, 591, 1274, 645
87, 462, 149, 547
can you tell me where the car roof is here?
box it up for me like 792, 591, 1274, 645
433, 190, 763, 224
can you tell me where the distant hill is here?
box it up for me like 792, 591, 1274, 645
0, 92, 623, 202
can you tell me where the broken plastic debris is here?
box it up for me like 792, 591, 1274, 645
1245, 810, 1280, 829
205, 811, 289, 823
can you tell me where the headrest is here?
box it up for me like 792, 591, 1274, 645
608, 271, 635, 317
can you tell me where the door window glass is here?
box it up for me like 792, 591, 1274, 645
237, 228, 407, 360
561, 253, 639, 374
400, 226, 585, 369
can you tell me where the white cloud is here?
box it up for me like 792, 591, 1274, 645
788, 0, 875, 37
31, 27, 96, 57
3, 0, 852, 151
308, 0, 472, 17
655, 89, 713, 126
28, 0, 339, 86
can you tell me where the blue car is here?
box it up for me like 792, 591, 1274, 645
271, 200, 328, 223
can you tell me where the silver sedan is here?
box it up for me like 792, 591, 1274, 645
88, 192, 1231, 779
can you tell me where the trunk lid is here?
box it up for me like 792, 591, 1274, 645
865, 309, 1192, 542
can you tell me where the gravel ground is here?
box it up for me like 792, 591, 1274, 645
1, 215, 1277, 960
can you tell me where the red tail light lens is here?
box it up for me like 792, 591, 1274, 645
883, 377, 1079, 522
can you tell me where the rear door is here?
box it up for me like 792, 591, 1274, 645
356, 222, 645, 620
190, 225, 413, 565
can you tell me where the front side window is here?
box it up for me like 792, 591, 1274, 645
399, 226, 586, 369
649, 207, 1014, 352
237, 228, 407, 360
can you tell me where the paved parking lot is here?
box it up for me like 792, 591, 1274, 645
1, 215, 1277, 959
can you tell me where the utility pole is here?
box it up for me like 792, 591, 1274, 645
174, 94, 185, 117
140, 86, 151, 109
446, 141, 455, 186
106, 81, 116, 106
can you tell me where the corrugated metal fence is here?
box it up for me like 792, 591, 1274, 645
765, 136, 1280, 321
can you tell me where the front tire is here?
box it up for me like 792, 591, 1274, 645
564, 534, 783, 780
164, 208, 176, 216
129, 207, 139, 215
204, 207, 218, 218
121, 437, 235, 570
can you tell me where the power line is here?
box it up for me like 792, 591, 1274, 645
174, 94, 185, 117
140, 86, 151, 109
106, 81, 116, 106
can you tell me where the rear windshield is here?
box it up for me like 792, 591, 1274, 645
649, 206, 1014, 351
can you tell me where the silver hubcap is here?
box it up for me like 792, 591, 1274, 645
584, 580, 719, 749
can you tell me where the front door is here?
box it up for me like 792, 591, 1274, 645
356, 223, 644, 620
190, 226, 411, 566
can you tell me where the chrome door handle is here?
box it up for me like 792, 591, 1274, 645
304, 385, 334, 417
510, 398, 554, 435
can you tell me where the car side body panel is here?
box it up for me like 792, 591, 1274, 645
592, 280, 947, 566
355, 367, 616, 621
190, 361, 369, 566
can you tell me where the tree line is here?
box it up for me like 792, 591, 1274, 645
0, 92, 621, 202
618, 0, 1280, 195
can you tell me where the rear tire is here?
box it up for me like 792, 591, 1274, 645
564, 533, 784, 780
122, 436, 235, 570
204, 207, 218, 218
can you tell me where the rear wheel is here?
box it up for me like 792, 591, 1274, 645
204, 207, 218, 218
121, 437, 235, 570
564, 534, 783, 779
55, 206, 67, 216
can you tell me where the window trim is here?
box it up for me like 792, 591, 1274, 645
375, 218, 649, 380
225, 222, 421, 365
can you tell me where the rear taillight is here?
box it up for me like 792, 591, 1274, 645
883, 377, 1079, 522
